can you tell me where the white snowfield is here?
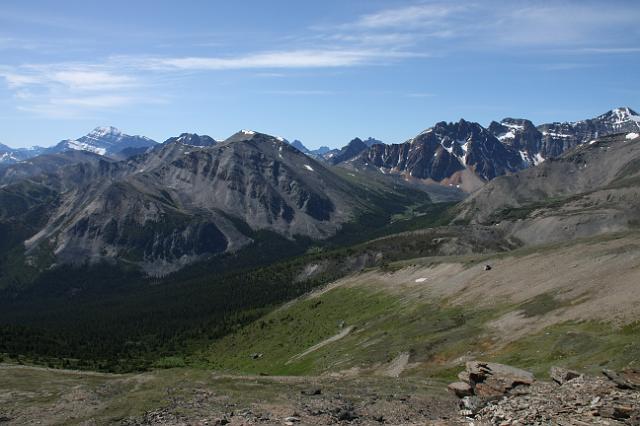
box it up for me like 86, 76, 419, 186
66, 139, 107, 156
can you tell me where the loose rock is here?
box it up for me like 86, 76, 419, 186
465, 361, 534, 399
448, 381, 473, 398
550, 366, 582, 385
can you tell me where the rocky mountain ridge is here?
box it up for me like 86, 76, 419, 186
0, 127, 157, 165
162, 133, 217, 147
1, 129, 413, 276
330, 107, 640, 191
49, 126, 157, 157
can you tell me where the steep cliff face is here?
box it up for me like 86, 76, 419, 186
354, 119, 522, 189
331, 108, 640, 190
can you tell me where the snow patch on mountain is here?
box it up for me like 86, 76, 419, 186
498, 131, 515, 141
66, 139, 107, 156
533, 153, 545, 165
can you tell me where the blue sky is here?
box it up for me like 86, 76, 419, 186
0, 0, 639, 149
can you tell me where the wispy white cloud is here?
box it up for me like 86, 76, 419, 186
538, 62, 595, 71
136, 49, 423, 71
405, 92, 435, 98
354, 3, 463, 29
16, 94, 165, 119
253, 72, 288, 78
261, 89, 336, 96
0, 45, 425, 118
0, 63, 151, 118
52, 95, 139, 108
570, 47, 640, 54
332, 0, 640, 52
0, 65, 136, 90
325, 33, 417, 47
0, 71, 42, 88
50, 70, 135, 90
492, 4, 640, 47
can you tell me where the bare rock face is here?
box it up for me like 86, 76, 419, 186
353, 119, 522, 183
464, 361, 535, 399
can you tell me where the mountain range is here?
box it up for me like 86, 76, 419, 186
0, 107, 638, 278
4, 108, 637, 190
337, 107, 640, 191
0, 126, 157, 165
0, 129, 425, 276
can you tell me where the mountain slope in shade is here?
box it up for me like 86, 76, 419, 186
14, 130, 391, 275
48, 126, 157, 157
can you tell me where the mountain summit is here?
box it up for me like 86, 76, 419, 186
50, 126, 157, 157
163, 133, 217, 147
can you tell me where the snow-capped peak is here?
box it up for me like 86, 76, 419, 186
241, 129, 256, 135
602, 107, 640, 124
500, 121, 525, 131
90, 126, 122, 137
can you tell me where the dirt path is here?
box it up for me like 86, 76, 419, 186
383, 352, 410, 377
287, 326, 354, 364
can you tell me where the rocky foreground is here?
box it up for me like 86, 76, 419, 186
449, 362, 640, 425
1, 362, 639, 425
